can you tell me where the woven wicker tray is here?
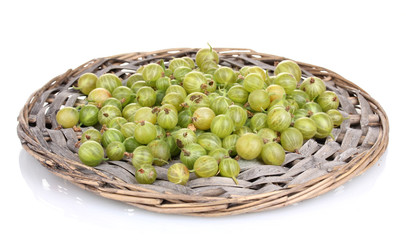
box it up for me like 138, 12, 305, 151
17, 48, 389, 216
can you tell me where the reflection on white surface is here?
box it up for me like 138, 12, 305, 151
18, 149, 162, 225
18, 146, 389, 232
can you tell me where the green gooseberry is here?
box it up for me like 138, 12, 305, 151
142, 63, 164, 82
209, 148, 230, 164
106, 141, 126, 161
107, 117, 127, 130
75, 73, 97, 95
101, 128, 125, 148
148, 139, 171, 166
112, 86, 135, 107
267, 107, 291, 132
235, 133, 263, 160
219, 158, 240, 184
274, 72, 297, 94
167, 163, 190, 185
126, 73, 143, 88
80, 128, 102, 144
132, 146, 154, 170
197, 132, 222, 152
96, 73, 122, 93
98, 105, 122, 126
56, 107, 79, 128
193, 155, 218, 178
87, 88, 112, 106
222, 134, 239, 157
317, 90, 340, 112
120, 122, 137, 138
300, 77, 326, 100
280, 127, 303, 152
180, 143, 207, 170
133, 120, 157, 145
243, 73, 265, 93
136, 86, 156, 107
123, 137, 140, 153
78, 140, 105, 167
293, 117, 317, 140
261, 142, 285, 166
327, 109, 345, 127
102, 97, 123, 111
274, 60, 302, 83
135, 164, 157, 184
79, 105, 99, 126
210, 114, 235, 139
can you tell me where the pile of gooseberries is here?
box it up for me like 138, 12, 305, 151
56, 45, 343, 186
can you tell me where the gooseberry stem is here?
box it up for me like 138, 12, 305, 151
232, 177, 239, 185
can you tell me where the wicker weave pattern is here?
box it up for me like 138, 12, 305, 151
17, 48, 389, 216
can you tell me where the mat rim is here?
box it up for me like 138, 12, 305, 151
17, 47, 389, 216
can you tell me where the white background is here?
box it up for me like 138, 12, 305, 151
2, 0, 405, 239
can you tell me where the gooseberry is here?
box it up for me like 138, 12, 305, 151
210, 114, 235, 139
222, 134, 239, 157
123, 137, 140, 153
327, 109, 344, 127
102, 97, 123, 111
192, 107, 215, 130
78, 140, 105, 167
167, 163, 190, 185
209, 148, 230, 164
219, 158, 240, 184
135, 164, 157, 184
173, 128, 197, 148
300, 77, 326, 100
227, 85, 249, 104
274, 72, 297, 94
293, 117, 317, 140
106, 141, 126, 161
310, 112, 334, 139
98, 105, 122, 126
79, 105, 99, 126
243, 73, 264, 93
132, 146, 154, 170
261, 142, 285, 165
101, 128, 125, 148
76, 73, 97, 95
180, 143, 207, 170
142, 63, 164, 82
195, 45, 219, 69
80, 128, 102, 144
157, 107, 178, 130
120, 122, 137, 138
136, 86, 156, 107
266, 107, 291, 132
248, 89, 270, 112
88, 88, 112, 106
197, 132, 222, 151
148, 139, 171, 166
132, 107, 157, 124
193, 155, 219, 178
274, 60, 302, 83
280, 127, 303, 152
316, 90, 340, 112
225, 105, 247, 130
96, 73, 122, 93
112, 86, 134, 107
235, 133, 263, 160
56, 107, 79, 128
250, 112, 268, 132
107, 117, 127, 130
183, 71, 207, 94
